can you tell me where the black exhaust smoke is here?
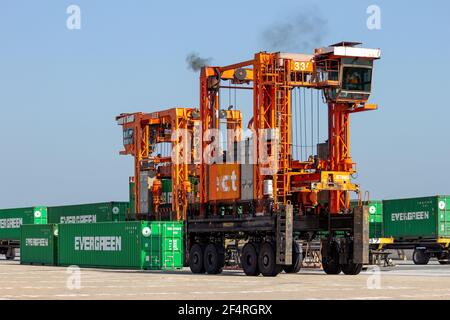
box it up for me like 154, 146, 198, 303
186, 52, 212, 72
260, 6, 329, 52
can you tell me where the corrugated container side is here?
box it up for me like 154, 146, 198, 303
369, 222, 383, 238
148, 222, 183, 270
0, 207, 35, 240
47, 202, 129, 224
437, 195, 450, 237
57, 221, 183, 270
20, 224, 57, 265
383, 196, 442, 239
111, 202, 129, 222
57, 221, 149, 269
33, 206, 48, 224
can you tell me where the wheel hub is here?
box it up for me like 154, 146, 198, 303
263, 254, 269, 266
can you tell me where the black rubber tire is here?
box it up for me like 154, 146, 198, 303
183, 242, 190, 267
413, 249, 430, 265
258, 242, 282, 277
5, 248, 15, 260
283, 241, 302, 273
203, 243, 224, 274
341, 263, 363, 275
215, 243, 225, 272
322, 242, 342, 275
437, 252, 450, 265
189, 243, 205, 274
241, 243, 260, 276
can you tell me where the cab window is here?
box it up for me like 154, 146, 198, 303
342, 67, 372, 93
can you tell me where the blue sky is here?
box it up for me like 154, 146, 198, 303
0, 0, 449, 207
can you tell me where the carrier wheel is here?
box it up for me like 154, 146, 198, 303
322, 242, 341, 275
215, 243, 225, 270
368, 251, 375, 265
341, 263, 363, 275
183, 244, 189, 267
5, 248, 15, 260
283, 241, 302, 273
203, 243, 225, 275
413, 249, 430, 265
437, 252, 450, 265
241, 243, 260, 276
258, 242, 282, 277
189, 243, 205, 274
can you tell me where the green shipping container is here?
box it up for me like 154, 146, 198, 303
369, 222, 383, 239
160, 178, 198, 204
33, 206, 48, 224
383, 196, 450, 239
161, 179, 172, 204
47, 202, 129, 224
57, 221, 183, 270
148, 222, 183, 270
0, 207, 48, 240
350, 200, 383, 238
20, 224, 57, 265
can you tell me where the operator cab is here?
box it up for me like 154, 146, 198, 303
315, 41, 381, 104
